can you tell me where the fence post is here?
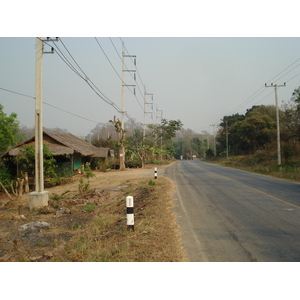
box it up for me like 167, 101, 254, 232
154, 167, 157, 179
126, 196, 134, 231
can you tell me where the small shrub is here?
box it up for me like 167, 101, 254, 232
78, 178, 90, 197
148, 179, 156, 186
72, 222, 83, 229
83, 204, 96, 212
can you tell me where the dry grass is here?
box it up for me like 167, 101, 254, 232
0, 168, 186, 262
52, 177, 186, 262
210, 154, 300, 182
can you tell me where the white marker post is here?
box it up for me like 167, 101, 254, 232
126, 196, 134, 231
154, 167, 157, 179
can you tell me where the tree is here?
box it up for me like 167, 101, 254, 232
281, 86, 300, 158
16, 144, 57, 179
110, 116, 126, 170
217, 105, 277, 156
292, 86, 300, 109
128, 119, 183, 167
0, 104, 19, 154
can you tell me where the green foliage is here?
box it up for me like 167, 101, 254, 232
217, 105, 277, 155
83, 204, 96, 212
292, 86, 300, 108
125, 119, 183, 167
173, 132, 208, 160
83, 162, 95, 181
206, 148, 214, 158
216, 87, 300, 162
0, 104, 19, 154
78, 178, 90, 197
17, 144, 57, 178
72, 222, 83, 229
281, 86, 300, 143
78, 163, 95, 196
148, 179, 156, 186
0, 159, 14, 191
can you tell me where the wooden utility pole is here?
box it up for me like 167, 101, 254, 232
265, 83, 286, 165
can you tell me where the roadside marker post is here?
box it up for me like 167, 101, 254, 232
126, 196, 134, 231
154, 167, 157, 179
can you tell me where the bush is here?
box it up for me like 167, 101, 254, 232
148, 179, 156, 186
0, 159, 14, 192
17, 144, 57, 178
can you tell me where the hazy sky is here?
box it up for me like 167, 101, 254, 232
1, 36, 300, 137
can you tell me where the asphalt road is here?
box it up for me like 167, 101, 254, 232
165, 160, 300, 262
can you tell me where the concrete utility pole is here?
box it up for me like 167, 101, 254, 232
226, 121, 229, 159
211, 124, 216, 156
143, 86, 153, 141
265, 83, 286, 165
29, 37, 57, 210
156, 108, 163, 161
120, 42, 136, 170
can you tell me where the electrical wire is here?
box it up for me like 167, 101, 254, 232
285, 72, 300, 83
53, 38, 141, 128
0, 87, 33, 99
95, 37, 144, 112
94, 37, 122, 82
119, 37, 159, 121
267, 57, 300, 84
225, 56, 300, 117
0, 87, 98, 123
50, 39, 122, 111
110, 37, 157, 123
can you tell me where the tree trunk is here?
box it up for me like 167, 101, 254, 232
17, 178, 24, 199
22, 172, 29, 193
0, 182, 13, 200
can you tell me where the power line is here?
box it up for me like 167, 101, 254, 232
96, 37, 144, 112
0, 87, 98, 123
51, 39, 122, 110
94, 37, 121, 81
119, 37, 160, 124
225, 56, 300, 117
0, 87, 34, 99
286, 71, 300, 83
268, 57, 300, 83
54, 38, 141, 128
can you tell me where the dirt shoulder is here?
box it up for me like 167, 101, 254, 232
0, 163, 186, 262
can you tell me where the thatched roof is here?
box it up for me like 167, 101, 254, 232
3, 131, 110, 158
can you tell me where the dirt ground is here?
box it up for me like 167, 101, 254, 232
0, 163, 185, 262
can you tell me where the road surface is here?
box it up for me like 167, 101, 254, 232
166, 160, 300, 261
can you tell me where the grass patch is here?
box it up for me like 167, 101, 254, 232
83, 204, 96, 212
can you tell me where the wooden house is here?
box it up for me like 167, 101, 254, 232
2, 131, 111, 177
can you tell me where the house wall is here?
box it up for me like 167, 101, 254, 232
73, 152, 82, 170
54, 155, 73, 177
